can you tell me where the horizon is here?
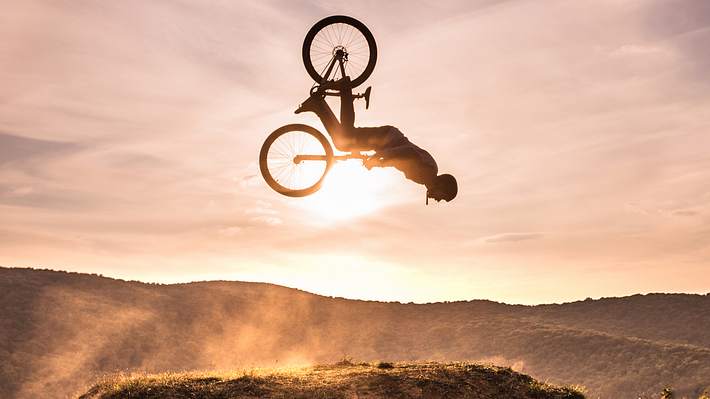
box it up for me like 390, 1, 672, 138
4, 265, 709, 306
1, 1, 709, 305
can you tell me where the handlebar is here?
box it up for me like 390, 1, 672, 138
310, 84, 372, 109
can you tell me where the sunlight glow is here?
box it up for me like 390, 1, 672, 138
296, 159, 392, 222
231, 253, 426, 302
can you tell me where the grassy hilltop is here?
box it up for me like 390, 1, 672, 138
80, 362, 584, 399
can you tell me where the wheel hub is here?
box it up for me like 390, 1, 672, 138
333, 46, 348, 60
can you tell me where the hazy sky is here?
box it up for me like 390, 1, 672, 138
1, 0, 709, 304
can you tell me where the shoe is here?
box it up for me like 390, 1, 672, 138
295, 95, 323, 114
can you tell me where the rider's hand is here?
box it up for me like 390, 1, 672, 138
318, 76, 352, 92
363, 156, 382, 170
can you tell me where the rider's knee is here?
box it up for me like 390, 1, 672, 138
332, 135, 355, 152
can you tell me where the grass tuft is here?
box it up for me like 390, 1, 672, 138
377, 361, 395, 369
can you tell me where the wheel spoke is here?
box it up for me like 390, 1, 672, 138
347, 58, 363, 69
272, 166, 290, 183
313, 38, 332, 51
272, 140, 290, 157
339, 23, 347, 45
343, 25, 354, 48
311, 46, 332, 55
275, 139, 291, 156
320, 28, 332, 48
273, 163, 290, 183
311, 53, 334, 63
331, 24, 340, 46
345, 26, 357, 47
325, 26, 336, 48
335, 24, 343, 45
348, 42, 369, 52
295, 164, 301, 187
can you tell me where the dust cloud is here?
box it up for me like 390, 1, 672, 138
3, 268, 710, 399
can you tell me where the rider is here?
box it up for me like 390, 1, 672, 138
295, 77, 458, 203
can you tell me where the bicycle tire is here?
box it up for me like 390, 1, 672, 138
302, 15, 377, 88
259, 124, 334, 197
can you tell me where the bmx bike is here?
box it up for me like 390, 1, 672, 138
259, 15, 377, 197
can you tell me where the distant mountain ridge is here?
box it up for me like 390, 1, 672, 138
1, 266, 709, 399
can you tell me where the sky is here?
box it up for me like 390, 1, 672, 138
1, 0, 709, 304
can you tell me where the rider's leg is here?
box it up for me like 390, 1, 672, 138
352, 127, 390, 149
339, 77, 355, 132
309, 97, 341, 137
295, 77, 356, 150
299, 95, 354, 150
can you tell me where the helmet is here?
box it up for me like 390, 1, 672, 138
427, 174, 458, 203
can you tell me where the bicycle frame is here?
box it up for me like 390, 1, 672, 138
292, 50, 375, 165
260, 15, 379, 198
310, 51, 370, 103
319, 49, 348, 84
294, 152, 368, 164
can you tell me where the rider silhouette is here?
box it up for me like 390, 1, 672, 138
296, 77, 458, 203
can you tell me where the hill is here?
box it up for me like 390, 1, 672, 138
79, 362, 584, 399
1, 266, 709, 398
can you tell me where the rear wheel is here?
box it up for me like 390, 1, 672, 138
259, 124, 333, 197
302, 15, 377, 88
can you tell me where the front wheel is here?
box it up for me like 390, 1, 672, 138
259, 124, 334, 197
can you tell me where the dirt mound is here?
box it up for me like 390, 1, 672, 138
80, 362, 584, 399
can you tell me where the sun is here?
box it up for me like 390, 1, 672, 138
295, 159, 394, 222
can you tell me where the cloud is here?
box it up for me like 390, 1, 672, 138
0, 185, 90, 210
219, 226, 243, 236
240, 174, 261, 188
672, 210, 699, 217
0, 133, 81, 167
610, 44, 667, 57
251, 215, 283, 226
245, 200, 278, 216
484, 233, 544, 244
